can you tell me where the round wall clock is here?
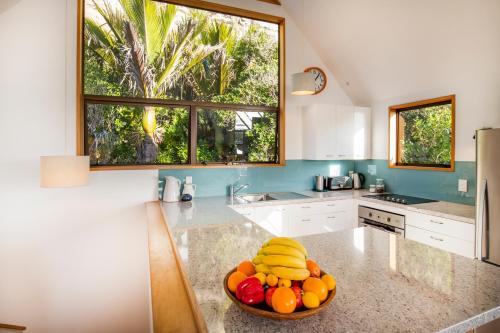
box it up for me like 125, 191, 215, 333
304, 67, 327, 95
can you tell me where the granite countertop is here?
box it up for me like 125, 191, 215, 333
169, 218, 500, 333
162, 189, 475, 228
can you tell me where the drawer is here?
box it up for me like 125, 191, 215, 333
288, 211, 353, 237
406, 225, 474, 258
288, 199, 353, 215
406, 211, 475, 242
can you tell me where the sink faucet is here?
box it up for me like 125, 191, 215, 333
229, 182, 249, 197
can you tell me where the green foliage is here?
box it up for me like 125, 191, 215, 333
84, 0, 279, 165
399, 104, 452, 166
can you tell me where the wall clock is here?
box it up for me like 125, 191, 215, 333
304, 67, 327, 95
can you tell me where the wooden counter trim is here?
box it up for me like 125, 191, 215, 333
0, 323, 26, 331
146, 202, 208, 333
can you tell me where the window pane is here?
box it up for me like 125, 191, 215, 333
83, 0, 279, 107
197, 109, 277, 163
86, 103, 189, 165
398, 103, 452, 167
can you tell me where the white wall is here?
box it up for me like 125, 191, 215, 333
0, 0, 349, 332
284, 0, 500, 161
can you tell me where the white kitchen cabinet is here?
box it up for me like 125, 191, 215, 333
302, 104, 371, 160
406, 225, 475, 258
232, 199, 355, 237
405, 211, 475, 258
353, 107, 371, 160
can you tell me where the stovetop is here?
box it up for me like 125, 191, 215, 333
362, 193, 438, 205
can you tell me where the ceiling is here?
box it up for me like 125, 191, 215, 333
283, 0, 500, 106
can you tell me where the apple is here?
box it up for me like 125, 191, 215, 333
291, 286, 303, 309
265, 287, 276, 308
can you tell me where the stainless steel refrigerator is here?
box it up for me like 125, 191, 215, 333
476, 128, 500, 266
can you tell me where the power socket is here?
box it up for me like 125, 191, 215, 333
458, 179, 468, 193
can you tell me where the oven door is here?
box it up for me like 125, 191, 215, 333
359, 218, 404, 236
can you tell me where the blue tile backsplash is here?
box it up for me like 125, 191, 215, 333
159, 160, 354, 198
354, 160, 476, 205
159, 159, 476, 205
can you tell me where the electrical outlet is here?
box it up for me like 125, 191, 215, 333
458, 179, 468, 192
185, 176, 192, 184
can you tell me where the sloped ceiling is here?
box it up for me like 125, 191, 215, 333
283, 0, 500, 106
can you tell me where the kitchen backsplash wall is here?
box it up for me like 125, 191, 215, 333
354, 160, 476, 205
159, 160, 355, 198
158, 159, 476, 205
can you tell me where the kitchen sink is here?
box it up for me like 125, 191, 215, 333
236, 193, 277, 202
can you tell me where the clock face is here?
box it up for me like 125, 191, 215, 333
305, 67, 327, 94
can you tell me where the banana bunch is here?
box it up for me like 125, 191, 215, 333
252, 237, 310, 281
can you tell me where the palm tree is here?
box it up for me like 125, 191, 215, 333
85, 0, 221, 162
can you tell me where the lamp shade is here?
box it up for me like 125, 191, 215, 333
40, 156, 90, 188
291, 72, 315, 96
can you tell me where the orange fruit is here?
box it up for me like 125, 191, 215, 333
302, 291, 320, 309
271, 287, 297, 314
303, 277, 328, 302
306, 259, 321, 278
266, 274, 278, 287
238, 260, 256, 276
321, 274, 336, 291
227, 271, 247, 292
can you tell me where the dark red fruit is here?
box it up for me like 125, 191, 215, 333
265, 286, 277, 307
291, 286, 303, 309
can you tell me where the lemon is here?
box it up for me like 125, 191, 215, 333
278, 278, 291, 288
302, 291, 320, 309
254, 272, 266, 285
266, 274, 278, 287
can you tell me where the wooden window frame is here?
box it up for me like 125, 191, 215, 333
76, 0, 286, 171
388, 95, 455, 172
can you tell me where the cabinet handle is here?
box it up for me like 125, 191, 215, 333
430, 235, 444, 242
327, 204, 336, 207
301, 219, 311, 222
241, 213, 251, 216
429, 219, 444, 225
327, 216, 336, 219
325, 154, 334, 158
301, 206, 311, 209
338, 154, 346, 157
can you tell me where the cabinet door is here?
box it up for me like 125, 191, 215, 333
334, 105, 354, 159
302, 104, 336, 160
252, 206, 288, 236
353, 107, 371, 160
406, 225, 474, 258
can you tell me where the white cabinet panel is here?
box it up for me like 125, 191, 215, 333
406, 225, 474, 258
302, 104, 371, 160
334, 105, 354, 159
406, 211, 475, 243
353, 107, 371, 160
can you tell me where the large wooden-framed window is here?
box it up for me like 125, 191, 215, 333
77, 0, 285, 170
388, 95, 455, 172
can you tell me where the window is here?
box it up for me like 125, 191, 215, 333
78, 0, 284, 168
389, 95, 455, 171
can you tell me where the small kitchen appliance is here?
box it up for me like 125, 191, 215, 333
163, 176, 181, 202
352, 172, 365, 189
314, 175, 325, 191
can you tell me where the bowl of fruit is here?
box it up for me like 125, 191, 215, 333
223, 237, 336, 320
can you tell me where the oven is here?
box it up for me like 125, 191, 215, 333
358, 206, 405, 236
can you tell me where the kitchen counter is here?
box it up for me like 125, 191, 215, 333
165, 200, 500, 332
162, 190, 475, 228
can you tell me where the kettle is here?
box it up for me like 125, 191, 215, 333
352, 173, 365, 190
163, 176, 181, 202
